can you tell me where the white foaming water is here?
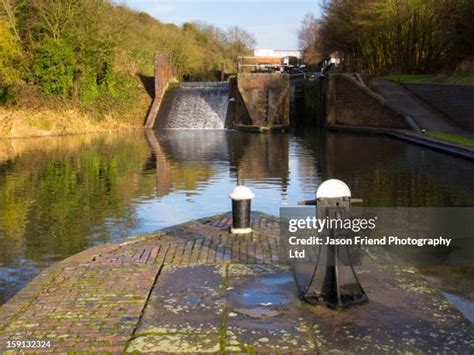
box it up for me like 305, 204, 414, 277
158, 82, 229, 129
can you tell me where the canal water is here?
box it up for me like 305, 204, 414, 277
0, 129, 473, 313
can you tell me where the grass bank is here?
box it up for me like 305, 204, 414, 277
0, 107, 144, 139
426, 131, 474, 148
0, 79, 152, 139
382, 72, 474, 85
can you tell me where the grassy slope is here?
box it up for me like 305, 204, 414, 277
0, 82, 151, 138
0, 106, 144, 139
0, 82, 152, 139
426, 131, 474, 148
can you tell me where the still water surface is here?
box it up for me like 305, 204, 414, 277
0, 129, 473, 308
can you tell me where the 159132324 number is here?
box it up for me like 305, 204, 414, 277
6, 340, 51, 349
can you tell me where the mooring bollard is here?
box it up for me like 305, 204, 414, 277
229, 183, 255, 234
303, 179, 368, 308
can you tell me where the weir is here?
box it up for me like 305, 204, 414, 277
145, 53, 291, 131
156, 82, 229, 130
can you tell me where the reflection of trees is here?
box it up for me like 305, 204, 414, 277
168, 165, 214, 192
0, 132, 155, 265
0, 134, 124, 164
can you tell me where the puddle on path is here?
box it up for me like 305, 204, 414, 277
225, 265, 314, 351
234, 273, 294, 307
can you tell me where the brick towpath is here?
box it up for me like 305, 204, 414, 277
0, 212, 473, 353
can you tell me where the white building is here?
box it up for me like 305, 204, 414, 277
254, 49, 302, 59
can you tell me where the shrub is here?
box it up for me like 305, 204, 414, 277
0, 20, 21, 104
78, 70, 101, 108
32, 39, 75, 96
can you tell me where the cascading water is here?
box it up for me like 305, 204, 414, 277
156, 82, 229, 129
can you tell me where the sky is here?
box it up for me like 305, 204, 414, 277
123, 1, 322, 50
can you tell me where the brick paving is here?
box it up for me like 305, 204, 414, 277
0, 213, 281, 352
0, 212, 473, 353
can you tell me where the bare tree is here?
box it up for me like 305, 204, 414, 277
31, 0, 79, 41
298, 13, 320, 65
224, 25, 256, 55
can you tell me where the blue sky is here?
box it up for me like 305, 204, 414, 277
122, 1, 321, 50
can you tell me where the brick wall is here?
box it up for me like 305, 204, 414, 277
403, 83, 474, 130
145, 53, 172, 128
154, 54, 172, 100
327, 74, 408, 129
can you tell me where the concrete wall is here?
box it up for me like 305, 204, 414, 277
234, 73, 290, 128
402, 83, 474, 130
326, 74, 409, 129
145, 54, 173, 128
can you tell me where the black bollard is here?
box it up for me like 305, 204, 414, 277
302, 179, 368, 308
229, 184, 255, 234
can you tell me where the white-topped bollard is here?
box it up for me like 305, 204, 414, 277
302, 178, 368, 308
229, 184, 255, 234
316, 179, 352, 201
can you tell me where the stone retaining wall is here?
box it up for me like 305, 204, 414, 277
326, 74, 409, 129
403, 83, 474, 130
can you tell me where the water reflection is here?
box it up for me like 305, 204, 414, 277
0, 132, 157, 303
307, 130, 474, 206
145, 130, 225, 197
0, 129, 473, 306
226, 132, 289, 186
146, 130, 291, 197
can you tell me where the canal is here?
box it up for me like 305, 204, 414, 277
0, 129, 473, 312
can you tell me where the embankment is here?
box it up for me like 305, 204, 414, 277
0, 107, 144, 139
1, 53, 171, 140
